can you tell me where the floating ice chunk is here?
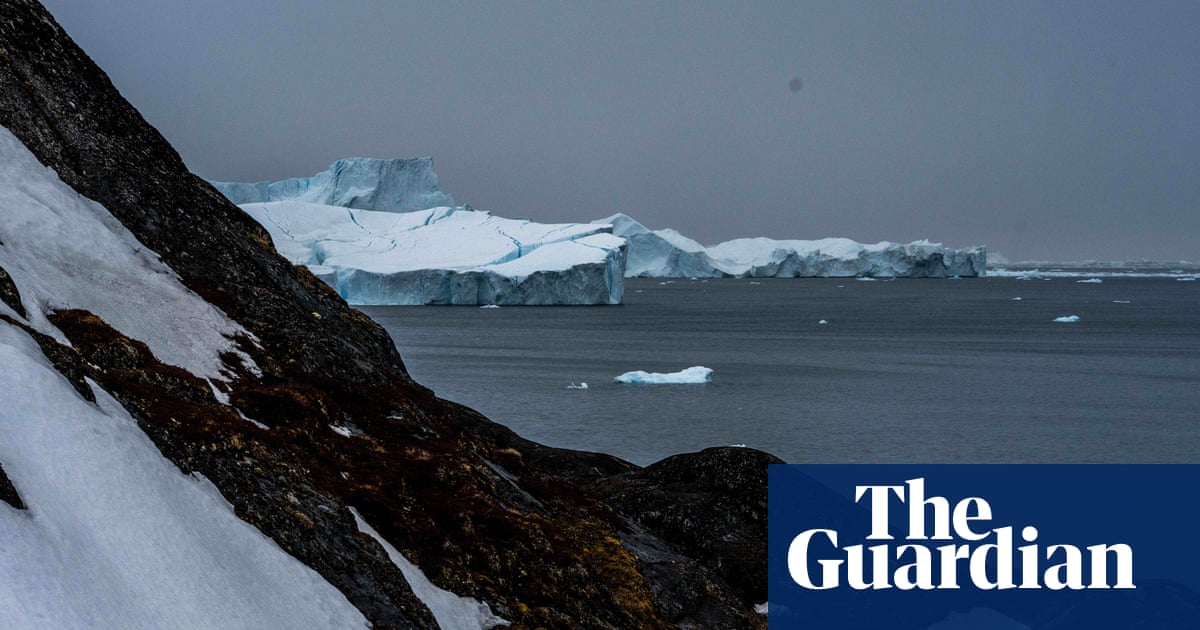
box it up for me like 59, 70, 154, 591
566, 382, 589, 390
480, 304, 501, 309
855, 277, 878, 282
818, 319, 829, 325
1113, 300, 1131, 304
1178, 276, 1197, 282
947, 275, 962, 280
836, 285, 845, 288
1053, 315, 1081, 323
614, 366, 713, 384
749, 281, 762, 285
729, 443, 747, 448
1077, 278, 1103, 284
1011, 297, 1022, 301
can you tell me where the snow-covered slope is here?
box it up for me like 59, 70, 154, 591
598, 213, 986, 278
0, 126, 368, 629
242, 201, 625, 305
0, 326, 368, 630
212, 157, 455, 214
0, 128, 256, 381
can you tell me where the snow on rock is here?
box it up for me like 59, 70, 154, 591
211, 157, 454, 214
0, 127, 254, 380
0, 322, 367, 630
615, 366, 714, 385
350, 508, 508, 630
596, 213, 986, 278
1053, 315, 1081, 323
239, 200, 625, 305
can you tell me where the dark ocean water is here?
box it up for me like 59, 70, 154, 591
363, 277, 1200, 466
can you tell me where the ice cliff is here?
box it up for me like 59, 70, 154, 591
598, 213, 987, 278
215, 162, 625, 305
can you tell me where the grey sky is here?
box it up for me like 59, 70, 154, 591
41, 1, 1199, 261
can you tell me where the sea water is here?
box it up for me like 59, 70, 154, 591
363, 277, 1200, 466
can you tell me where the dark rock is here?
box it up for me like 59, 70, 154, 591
601, 446, 782, 605
0, 264, 24, 318
0, 461, 25, 510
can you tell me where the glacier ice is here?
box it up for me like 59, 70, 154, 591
240, 201, 625, 305
614, 366, 714, 384
596, 213, 986, 278
216, 161, 626, 305
212, 157, 454, 213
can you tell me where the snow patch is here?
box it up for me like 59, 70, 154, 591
0, 321, 366, 629
0, 127, 255, 380
349, 508, 508, 629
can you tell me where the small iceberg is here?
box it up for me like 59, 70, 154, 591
480, 304, 501, 309
1011, 297, 1023, 301
566, 382, 589, 390
855, 277, 878, 282
1053, 315, 1081, 323
1113, 300, 1131, 304
1077, 278, 1103, 284
614, 366, 713, 385
1177, 276, 1197, 282
818, 319, 829, 325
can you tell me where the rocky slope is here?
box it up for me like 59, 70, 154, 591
0, 1, 772, 628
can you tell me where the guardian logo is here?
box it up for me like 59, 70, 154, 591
787, 478, 1134, 591
767, 465, 1200, 630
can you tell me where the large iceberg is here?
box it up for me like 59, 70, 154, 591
214, 159, 625, 305
212, 157, 455, 213
241, 201, 625, 305
597, 213, 986, 278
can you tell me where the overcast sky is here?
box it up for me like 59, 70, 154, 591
41, 1, 1199, 261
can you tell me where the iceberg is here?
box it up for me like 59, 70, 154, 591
1053, 315, 1081, 323
596, 213, 986, 278
614, 366, 713, 384
239, 201, 625, 305
215, 159, 626, 305
212, 157, 454, 213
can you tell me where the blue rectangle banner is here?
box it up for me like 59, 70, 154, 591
768, 465, 1200, 629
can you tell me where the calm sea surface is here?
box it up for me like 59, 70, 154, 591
362, 277, 1200, 466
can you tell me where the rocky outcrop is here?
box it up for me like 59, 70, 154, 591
0, 462, 23, 510
0, 2, 770, 628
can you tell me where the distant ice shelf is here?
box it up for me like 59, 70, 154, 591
596, 213, 986, 278
213, 159, 625, 305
